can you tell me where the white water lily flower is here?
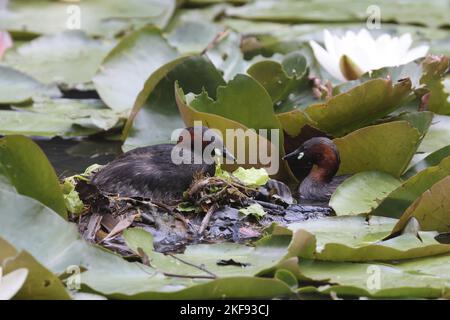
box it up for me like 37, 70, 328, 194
310, 29, 429, 81
0, 31, 13, 59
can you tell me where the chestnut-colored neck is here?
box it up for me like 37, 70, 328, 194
307, 144, 340, 183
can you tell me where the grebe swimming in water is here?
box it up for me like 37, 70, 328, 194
91, 126, 234, 201
283, 137, 348, 202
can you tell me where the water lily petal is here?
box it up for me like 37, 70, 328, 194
401, 45, 429, 64
310, 40, 345, 81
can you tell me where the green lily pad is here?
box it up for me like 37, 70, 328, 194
305, 79, 412, 137
247, 52, 309, 104
391, 175, 450, 234
334, 121, 422, 177
287, 215, 450, 262
0, 99, 123, 137
0, 66, 59, 104
123, 228, 289, 278
176, 80, 295, 181
0, 0, 176, 37
330, 171, 402, 216
122, 56, 225, 151
404, 145, 450, 179
0, 188, 292, 299
232, 167, 270, 186
2, 31, 114, 86
296, 256, 450, 299
190, 74, 282, 133
239, 203, 266, 220
0, 135, 66, 218
225, 0, 449, 28
0, 245, 70, 300
93, 26, 184, 113
372, 156, 450, 218
418, 114, 450, 155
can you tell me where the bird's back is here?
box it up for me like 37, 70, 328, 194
91, 144, 214, 201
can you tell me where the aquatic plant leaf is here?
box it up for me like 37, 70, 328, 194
0, 99, 123, 137
0, 66, 59, 104
334, 121, 421, 177
247, 52, 309, 104
404, 145, 450, 179
239, 203, 266, 220
232, 167, 269, 187
0, 188, 292, 299
391, 176, 450, 234
330, 171, 402, 216
93, 26, 183, 113
0, 135, 66, 218
286, 215, 450, 262
0, 0, 176, 37
123, 228, 290, 278
372, 156, 450, 219
305, 79, 412, 137
61, 180, 84, 216
190, 74, 282, 132
175, 82, 296, 182
0, 243, 70, 300
122, 56, 225, 150
226, 0, 449, 28
2, 31, 113, 87
418, 114, 450, 155
296, 255, 450, 299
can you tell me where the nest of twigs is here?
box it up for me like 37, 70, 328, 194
71, 173, 333, 256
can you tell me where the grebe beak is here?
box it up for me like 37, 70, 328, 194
282, 148, 304, 161
214, 147, 235, 162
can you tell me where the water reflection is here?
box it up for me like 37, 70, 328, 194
35, 137, 122, 178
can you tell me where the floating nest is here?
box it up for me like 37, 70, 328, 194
71, 174, 333, 256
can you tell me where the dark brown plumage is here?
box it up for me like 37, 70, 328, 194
91, 127, 233, 202
283, 137, 348, 202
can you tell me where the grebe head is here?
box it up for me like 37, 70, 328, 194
176, 126, 235, 161
282, 137, 340, 182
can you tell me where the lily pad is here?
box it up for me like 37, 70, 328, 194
247, 52, 309, 104
0, 99, 123, 137
225, 1, 450, 28
0, 188, 292, 299
0, 0, 176, 37
296, 256, 450, 299
176, 81, 295, 181
93, 26, 183, 113
0, 66, 59, 104
404, 145, 450, 179
391, 175, 450, 234
334, 121, 422, 177
0, 135, 66, 218
2, 31, 114, 86
330, 171, 402, 216
372, 156, 450, 218
287, 215, 450, 262
305, 79, 412, 137
122, 56, 225, 150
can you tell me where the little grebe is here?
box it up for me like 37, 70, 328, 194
91, 126, 234, 201
283, 137, 348, 202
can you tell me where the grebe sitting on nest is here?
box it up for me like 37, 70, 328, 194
91, 126, 234, 201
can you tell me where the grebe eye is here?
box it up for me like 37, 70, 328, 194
297, 152, 305, 160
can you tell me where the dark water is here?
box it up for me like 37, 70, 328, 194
35, 137, 122, 178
